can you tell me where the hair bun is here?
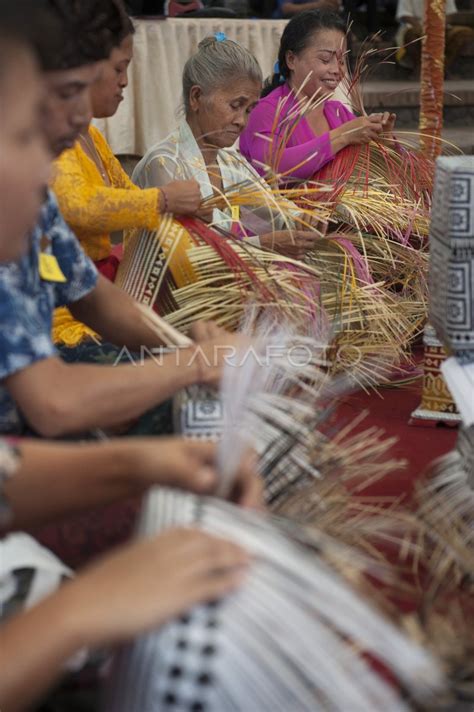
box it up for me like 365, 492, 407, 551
197, 36, 219, 51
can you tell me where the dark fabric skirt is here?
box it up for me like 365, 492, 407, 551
57, 339, 173, 438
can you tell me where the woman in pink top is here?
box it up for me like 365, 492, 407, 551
240, 10, 396, 182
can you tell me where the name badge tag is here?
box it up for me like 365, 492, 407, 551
39, 253, 67, 283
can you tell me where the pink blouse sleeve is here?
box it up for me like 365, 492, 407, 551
240, 97, 355, 182
240, 95, 356, 180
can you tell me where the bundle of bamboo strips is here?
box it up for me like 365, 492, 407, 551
211, 320, 471, 703
119, 213, 419, 382
169, 233, 416, 379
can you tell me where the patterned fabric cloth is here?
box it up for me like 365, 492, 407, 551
53, 126, 161, 346
51, 126, 162, 347
0, 532, 72, 620
52, 248, 123, 349
0, 530, 89, 675
52, 126, 161, 263
0, 191, 98, 435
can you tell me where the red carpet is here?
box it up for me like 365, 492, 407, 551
336, 379, 458, 499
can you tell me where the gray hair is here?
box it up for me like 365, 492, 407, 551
182, 36, 263, 113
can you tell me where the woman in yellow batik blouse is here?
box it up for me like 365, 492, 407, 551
51, 17, 201, 345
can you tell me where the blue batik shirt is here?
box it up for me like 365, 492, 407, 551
0, 191, 98, 434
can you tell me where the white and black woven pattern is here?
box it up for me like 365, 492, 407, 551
429, 155, 474, 363
106, 602, 219, 712
104, 488, 443, 712
173, 324, 333, 504
173, 387, 223, 441
173, 384, 325, 504
246, 393, 330, 505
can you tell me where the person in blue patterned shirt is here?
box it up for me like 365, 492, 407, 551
0, 192, 99, 433
0, 11, 256, 709
0, 0, 244, 438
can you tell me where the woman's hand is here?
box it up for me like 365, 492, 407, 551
0, 529, 249, 712
333, 115, 384, 148
227, 450, 263, 509
126, 437, 263, 508
380, 111, 397, 138
60, 528, 249, 648
160, 179, 202, 216
189, 320, 228, 342
195, 205, 215, 223
192, 331, 254, 389
302, 215, 329, 236
260, 230, 320, 259
126, 437, 218, 493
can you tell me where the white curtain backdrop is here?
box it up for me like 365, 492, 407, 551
95, 18, 289, 156
95, 18, 350, 157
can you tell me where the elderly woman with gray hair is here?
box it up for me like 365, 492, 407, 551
133, 35, 320, 259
